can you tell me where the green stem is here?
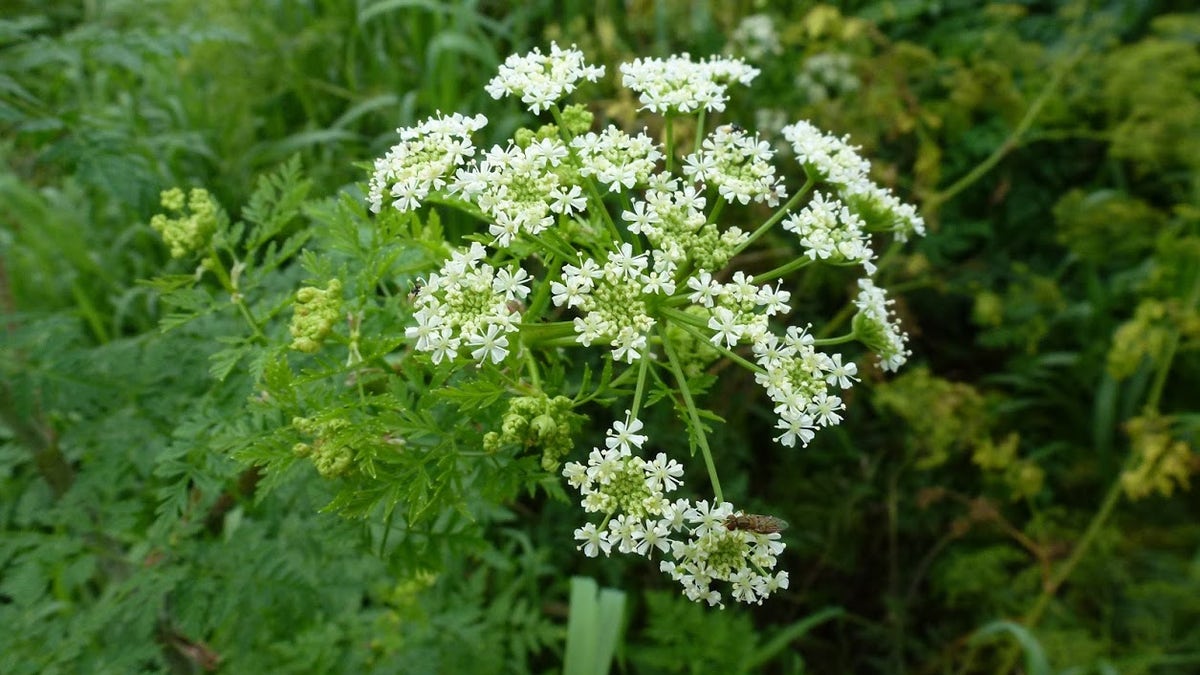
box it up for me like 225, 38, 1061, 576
812, 333, 857, 347
523, 344, 541, 390
752, 255, 815, 285
707, 196, 727, 226
928, 47, 1083, 212
692, 109, 707, 156
660, 307, 763, 375
989, 249, 1200, 675
519, 320, 577, 344
574, 361, 639, 405
530, 232, 576, 263
817, 303, 856, 340
550, 105, 624, 246
526, 259, 562, 319
206, 246, 266, 342
422, 193, 489, 222
628, 353, 652, 420
731, 176, 814, 258
660, 329, 722, 503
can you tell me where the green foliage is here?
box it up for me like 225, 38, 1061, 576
4, 1, 1200, 673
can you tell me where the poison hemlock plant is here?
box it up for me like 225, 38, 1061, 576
149, 44, 924, 608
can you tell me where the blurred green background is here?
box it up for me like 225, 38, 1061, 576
2, 1, 1198, 673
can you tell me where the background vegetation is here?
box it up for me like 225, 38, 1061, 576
3, 0, 1198, 673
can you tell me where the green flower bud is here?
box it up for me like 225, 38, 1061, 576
559, 104, 594, 136
312, 441, 353, 478
483, 431, 502, 454
531, 413, 558, 440
493, 394, 582, 471
293, 415, 357, 477
289, 280, 343, 353
1121, 415, 1194, 500
513, 128, 536, 148
1107, 300, 1170, 380
1005, 460, 1045, 501
150, 187, 220, 258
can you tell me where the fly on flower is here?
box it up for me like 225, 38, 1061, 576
406, 280, 424, 303
725, 512, 789, 535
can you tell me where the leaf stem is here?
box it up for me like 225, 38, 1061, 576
660, 327, 722, 503
732, 176, 813, 258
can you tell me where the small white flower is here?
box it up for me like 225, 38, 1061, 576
607, 242, 649, 279
808, 392, 844, 427
641, 266, 676, 296
634, 522, 673, 557
426, 329, 460, 364
573, 313, 607, 347
774, 409, 816, 448
707, 307, 743, 347
562, 461, 590, 490
686, 271, 721, 307
491, 267, 531, 300
606, 413, 647, 453
685, 499, 732, 535
825, 353, 859, 389
622, 200, 660, 234
610, 326, 647, 363
756, 282, 792, 316
467, 323, 510, 364
551, 277, 586, 308
644, 453, 685, 493
575, 523, 611, 557
549, 185, 587, 214
608, 514, 641, 553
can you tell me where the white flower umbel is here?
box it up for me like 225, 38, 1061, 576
683, 124, 786, 207
368, 112, 488, 213
781, 121, 923, 242
782, 191, 877, 274
451, 138, 574, 246
553, 244, 675, 363
853, 278, 911, 372
405, 243, 527, 365
571, 126, 664, 192
842, 181, 927, 242
750, 326, 852, 448
620, 54, 759, 114
563, 422, 787, 606
780, 120, 872, 192
693, 270, 788, 350
634, 182, 747, 270
662, 499, 788, 607
485, 42, 605, 114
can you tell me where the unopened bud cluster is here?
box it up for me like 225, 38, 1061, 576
150, 187, 220, 259
484, 394, 582, 471
289, 280, 343, 353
